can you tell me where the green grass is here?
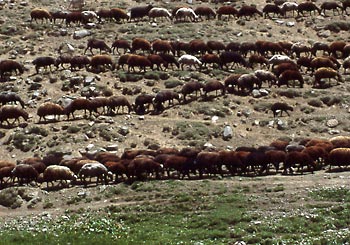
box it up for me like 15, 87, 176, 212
1, 183, 350, 244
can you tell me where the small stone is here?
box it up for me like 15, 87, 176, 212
223, 125, 233, 140
106, 144, 118, 151
252, 89, 261, 98
118, 126, 129, 136
259, 89, 269, 96
326, 119, 339, 128
211, 116, 219, 123
328, 129, 340, 135
286, 21, 295, 27
73, 29, 91, 39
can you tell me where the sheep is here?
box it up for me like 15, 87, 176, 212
11, 164, 39, 185
268, 55, 293, 69
158, 53, 179, 70
175, 7, 198, 22
330, 136, 350, 148
37, 102, 64, 122
285, 144, 306, 152
127, 157, 163, 180
342, 44, 350, 58
0, 165, 15, 188
313, 67, 343, 88
0, 92, 25, 108
147, 54, 168, 71
93, 152, 120, 164
248, 54, 269, 68
265, 150, 286, 173
134, 94, 155, 114
225, 42, 241, 52
195, 151, 223, 178
269, 139, 290, 151
0, 105, 28, 126
218, 150, 244, 175
240, 42, 257, 57
236, 73, 261, 94
153, 90, 181, 112
270, 102, 293, 117
104, 160, 129, 182
89, 54, 115, 72
110, 8, 129, 22
216, 5, 238, 20
188, 39, 210, 55
170, 40, 190, 56
129, 4, 153, 22
65, 11, 85, 26
329, 41, 347, 58
202, 80, 225, 97
55, 53, 73, 70
272, 62, 299, 77
131, 37, 152, 53
84, 38, 111, 55
20, 157, 46, 174
121, 149, 156, 159
200, 54, 221, 69
320, 1, 343, 16
148, 7, 172, 22
278, 69, 304, 88
310, 57, 339, 72
30, 8, 52, 24
63, 97, 92, 120
257, 41, 288, 56
39, 165, 77, 188
70, 55, 90, 71
107, 95, 132, 115
291, 42, 311, 58
50, 10, 69, 24
224, 74, 242, 93
263, 4, 283, 18
326, 148, 350, 170
297, 1, 321, 16
219, 51, 248, 69
59, 158, 93, 174
297, 56, 313, 73
280, 2, 298, 17
117, 54, 131, 70
162, 155, 194, 179
284, 151, 316, 175
238, 5, 263, 20
78, 162, 112, 186
88, 97, 110, 115
194, 6, 216, 20
207, 40, 226, 54
0, 60, 24, 79
180, 81, 203, 101
127, 54, 152, 73
96, 8, 112, 22
302, 146, 328, 167
111, 39, 130, 55
254, 70, 278, 87
32, 56, 57, 74
152, 39, 173, 54
311, 42, 330, 56
178, 54, 202, 70
343, 56, 350, 74
343, 0, 350, 14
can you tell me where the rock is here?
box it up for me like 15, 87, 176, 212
204, 142, 214, 149
252, 89, 261, 98
118, 126, 129, 136
329, 129, 340, 135
223, 125, 233, 140
317, 30, 331, 38
276, 119, 288, 130
84, 76, 95, 86
259, 89, 269, 96
106, 144, 118, 151
73, 29, 91, 39
211, 116, 219, 123
326, 119, 339, 128
286, 21, 295, 27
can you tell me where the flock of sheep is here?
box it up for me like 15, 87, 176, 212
1, 135, 350, 190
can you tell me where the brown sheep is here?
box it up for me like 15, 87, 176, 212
326, 148, 350, 170
238, 5, 263, 20
207, 40, 226, 54
311, 42, 330, 56
50, 10, 69, 24
219, 51, 248, 69
194, 6, 216, 20
342, 44, 350, 58
127, 157, 163, 180
203, 80, 225, 97
248, 54, 269, 68
152, 39, 174, 54
270, 102, 293, 117
131, 38, 152, 53
89, 54, 115, 72
70, 55, 90, 71
55, 53, 73, 70
189, 39, 210, 55
65, 11, 84, 26
310, 57, 339, 72
110, 8, 129, 22
117, 54, 131, 70
195, 151, 222, 178
265, 150, 286, 173
162, 155, 190, 179
224, 74, 242, 93
107, 95, 132, 114
273, 62, 299, 77
96, 8, 112, 22
263, 4, 283, 18
343, 57, 350, 74
278, 70, 304, 88
170, 40, 190, 56
153, 90, 181, 112
219, 150, 244, 175
63, 97, 93, 120
200, 54, 221, 69
147, 54, 168, 71
291, 43, 311, 58
30, 8, 52, 24
11, 164, 39, 185
297, 56, 313, 73
269, 140, 290, 151
0, 165, 15, 187
0, 92, 25, 108
39, 165, 77, 188
37, 102, 64, 122
225, 42, 241, 52
32, 56, 57, 74
121, 149, 156, 159
134, 94, 155, 114
127, 54, 152, 73
93, 152, 120, 164
88, 97, 110, 115
284, 151, 316, 175
180, 81, 203, 101
20, 157, 46, 174
0, 105, 28, 126
343, 0, 350, 14
302, 146, 328, 167
158, 53, 180, 70
313, 67, 343, 88
216, 5, 238, 20
0, 60, 24, 79
104, 160, 130, 182
236, 73, 261, 94
84, 39, 111, 55
329, 41, 347, 58
254, 70, 277, 87
111, 39, 131, 54
320, 1, 343, 16
129, 4, 153, 22
297, 2, 321, 16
